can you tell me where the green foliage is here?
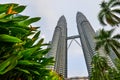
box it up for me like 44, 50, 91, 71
45, 70, 64, 80
0, 34, 22, 42
98, 0, 120, 26
90, 54, 110, 80
0, 3, 59, 80
17, 17, 40, 27
91, 0, 120, 80
90, 54, 120, 80
95, 28, 120, 59
92, 28, 120, 80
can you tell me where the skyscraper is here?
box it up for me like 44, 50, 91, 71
48, 12, 116, 79
76, 12, 96, 75
76, 12, 116, 75
48, 16, 67, 78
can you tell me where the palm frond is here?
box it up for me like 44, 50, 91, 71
95, 29, 103, 38
104, 44, 110, 54
113, 34, 120, 39
95, 29, 110, 40
94, 34, 104, 40
100, 1, 107, 8
94, 32, 103, 40
98, 0, 120, 26
110, 39, 120, 48
108, 0, 115, 7
111, 13, 120, 23
98, 10, 106, 25
108, 28, 115, 37
95, 41, 104, 50
111, 2, 120, 7
112, 9, 120, 15
101, 29, 111, 39
109, 43, 120, 59
105, 13, 118, 26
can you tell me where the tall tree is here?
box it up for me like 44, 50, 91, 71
91, 54, 120, 80
98, 0, 120, 26
91, 54, 110, 80
95, 29, 120, 59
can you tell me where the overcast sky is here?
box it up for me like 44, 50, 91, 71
1, 0, 120, 78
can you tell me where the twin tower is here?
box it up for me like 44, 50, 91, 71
47, 12, 96, 78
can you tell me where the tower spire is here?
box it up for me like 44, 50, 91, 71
57, 15, 67, 28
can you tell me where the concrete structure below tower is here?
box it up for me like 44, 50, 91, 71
66, 77, 89, 80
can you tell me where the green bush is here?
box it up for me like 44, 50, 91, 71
0, 3, 58, 80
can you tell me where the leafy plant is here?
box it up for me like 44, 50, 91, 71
0, 3, 59, 80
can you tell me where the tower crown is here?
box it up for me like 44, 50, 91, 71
57, 15, 67, 28
76, 12, 87, 23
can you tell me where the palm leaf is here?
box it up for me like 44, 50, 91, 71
95, 41, 104, 50
111, 2, 120, 7
108, 28, 115, 37
105, 14, 113, 25
95, 29, 109, 40
94, 35, 101, 40
113, 34, 120, 39
98, 10, 106, 25
110, 39, 120, 48
100, 1, 107, 8
104, 44, 110, 54
109, 44, 120, 59
112, 9, 120, 15
111, 14, 120, 23
100, 29, 109, 39
105, 13, 118, 26
108, 0, 115, 7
